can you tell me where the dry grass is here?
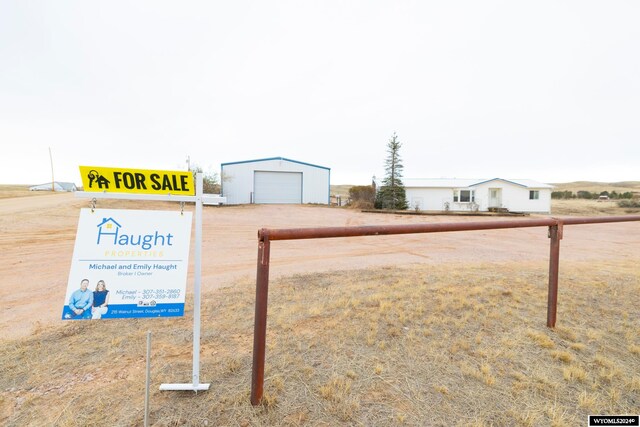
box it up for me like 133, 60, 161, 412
550, 181, 640, 216
1, 260, 639, 426
0, 185, 63, 199
551, 181, 640, 194
551, 199, 640, 216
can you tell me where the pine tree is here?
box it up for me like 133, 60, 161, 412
375, 132, 408, 210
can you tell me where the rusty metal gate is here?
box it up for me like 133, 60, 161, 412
250, 215, 640, 405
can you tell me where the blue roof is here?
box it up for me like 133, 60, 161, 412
221, 156, 330, 171
403, 178, 553, 189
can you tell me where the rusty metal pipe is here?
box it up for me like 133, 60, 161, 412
258, 215, 640, 241
259, 218, 559, 241
547, 224, 562, 327
250, 231, 271, 406
250, 214, 640, 405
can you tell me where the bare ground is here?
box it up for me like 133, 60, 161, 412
1, 192, 639, 426
1, 193, 639, 340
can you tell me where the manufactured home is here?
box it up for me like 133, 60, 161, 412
221, 157, 330, 205
404, 178, 552, 213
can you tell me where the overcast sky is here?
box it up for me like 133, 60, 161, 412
1, 1, 638, 186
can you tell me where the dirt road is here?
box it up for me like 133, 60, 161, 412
1, 193, 639, 340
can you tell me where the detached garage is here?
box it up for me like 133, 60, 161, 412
221, 157, 330, 205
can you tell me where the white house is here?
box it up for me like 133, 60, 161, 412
404, 178, 553, 213
221, 157, 330, 205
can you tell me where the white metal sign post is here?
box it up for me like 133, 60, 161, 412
76, 171, 213, 392
159, 173, 208, 391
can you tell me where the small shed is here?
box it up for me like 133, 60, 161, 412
221, 157, 330, 205
404, 178, 553, 213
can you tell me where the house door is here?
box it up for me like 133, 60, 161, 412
489, 188, 502, 208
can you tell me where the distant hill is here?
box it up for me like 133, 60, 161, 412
330, 185, 354, 197
550, 181, 640, 193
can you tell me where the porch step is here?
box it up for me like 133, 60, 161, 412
488, 207, 510, 213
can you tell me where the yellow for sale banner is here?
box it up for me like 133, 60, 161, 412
79, 166, 194, 195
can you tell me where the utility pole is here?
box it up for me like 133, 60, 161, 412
49, 147, 55, 191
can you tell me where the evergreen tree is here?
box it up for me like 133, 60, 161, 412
375, 132, 408, 210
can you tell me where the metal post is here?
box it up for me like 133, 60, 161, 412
192, 172, 204, 388
144, 331, 151, 427
49, 147, 55, 192
547, 223, 562, 328
251, 231, 271, 405
159, 173, 209, 391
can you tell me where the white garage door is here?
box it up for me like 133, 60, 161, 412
254, 171, 302, 204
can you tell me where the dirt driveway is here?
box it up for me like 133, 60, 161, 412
1, 193, 639, 340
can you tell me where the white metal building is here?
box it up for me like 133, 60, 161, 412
404, 178, 553, 213
29, 182, 78, 192
221, 157, 331, 205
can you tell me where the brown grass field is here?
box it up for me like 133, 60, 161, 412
0, 183, 639, 426
0, 185, 64, 199
550, 181, 640, 195
549, 182, 640, 217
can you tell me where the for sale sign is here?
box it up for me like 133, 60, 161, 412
62, 208, 192, 320
79, 166, 194, 195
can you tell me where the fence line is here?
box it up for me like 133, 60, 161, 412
250, 215, 640, 405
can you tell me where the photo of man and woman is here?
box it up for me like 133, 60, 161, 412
63, 279, 109, 320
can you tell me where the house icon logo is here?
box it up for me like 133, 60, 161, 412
96, 217, 122, 244
87, 170, 111, 189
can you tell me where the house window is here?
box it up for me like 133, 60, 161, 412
529, 190, 539, 200
454, 189, 474, 203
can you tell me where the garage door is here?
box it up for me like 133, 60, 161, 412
254, 171, 302, 204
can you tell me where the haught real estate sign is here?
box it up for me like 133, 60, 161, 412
62, 208, 192, 320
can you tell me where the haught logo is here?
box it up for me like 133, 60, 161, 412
96, 217, 175, 250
